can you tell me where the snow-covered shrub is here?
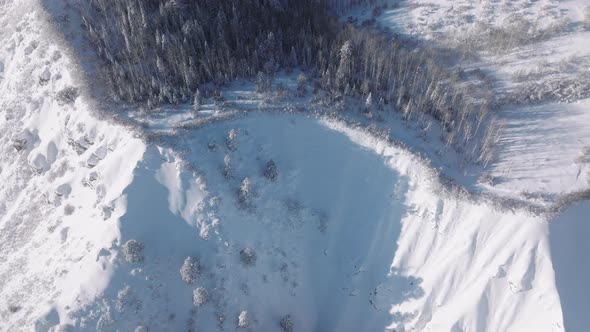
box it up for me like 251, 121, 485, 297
64, 204, 75, 216
39, 68, 51, 85
372, 5, 383, 17
255, 72, 272, 93
280, 315, 294, 332
180, 256, 201, 284
512, 72, 590, 103
192, 89, 202, 114
122, 240, 144, 263
223, 155, 233, 179
116, 286, 141, 313
193, 287, 209, 306
240, 247, 257, 267
238, 177, 252, 205
56, 86, 79, 105
134, 326, 148, 332
274, 82, 291, 100
8, 305, 21, 314
296, 73, 307, 97
226, 129, 238, 151
208, 141, 218, 152
237, 311, 250, 328
478, 173, 496, 186
212, 89, 225, 102
12, 138, 27, 152
264, 160, 278, 181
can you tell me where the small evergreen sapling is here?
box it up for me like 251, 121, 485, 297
239, 247, 257, 267
237, 311, 250, 328
238, 177, 252, 205
280, 315, 294, 332
296, 73, 307, 97
226, 129, 238, 151
264, 160, 278, 181
192, 89, 201, 115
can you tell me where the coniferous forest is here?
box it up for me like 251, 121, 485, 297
80, 0, 497, 164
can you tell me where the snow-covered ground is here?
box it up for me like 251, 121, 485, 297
348, 0, 590, 201
0, 0, 589, 331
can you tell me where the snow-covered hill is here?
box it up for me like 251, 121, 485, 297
0, 0, 588, 331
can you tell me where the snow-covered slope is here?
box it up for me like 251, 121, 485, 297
0, 1, 588, 331
0, 1, 146, 329
348, 0, 590, 201
27, 111, 563, 331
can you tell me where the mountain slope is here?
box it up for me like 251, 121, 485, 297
0, 1, 588, 331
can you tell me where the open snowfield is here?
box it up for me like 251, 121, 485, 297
0, 0, 589, 331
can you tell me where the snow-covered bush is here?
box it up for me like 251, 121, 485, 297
223, 155, 233, 179
208, 141, 218, 152
8, 305, 21, 314
296, 73, 307, 97
238, 177, 252, 205
512, 72, 590, 104
280, 315, 294, 332
192, 287, 209, 306
12, 138, 27, 152
116, 286, 141, 313
226, 129, 238, 151
134, 326, 148, 332
478, 173, 496, 186
239, 247, 257, 267
39, 68, 51, 85
192, 89, 201, 115
264, 160, 278, 181
122, 239, 144, 263
56, 86, 79, 105
180, 256, 201, 284
255, 72, 273, 93
237, 311, 250, 328
64, 204, 75, 216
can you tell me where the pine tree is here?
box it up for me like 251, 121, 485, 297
377, 97, 385, 112
192, 89, 201, 114
364, 92, 373, 113
296, 73, 307, 97
336, 41, 353, 90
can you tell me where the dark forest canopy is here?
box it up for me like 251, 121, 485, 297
82, 0, 336, 105
81, 0, 496, 164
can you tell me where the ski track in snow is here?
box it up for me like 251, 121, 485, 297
0, 0, 588, 331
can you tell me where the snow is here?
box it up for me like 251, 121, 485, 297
0, 1, 146, 329
22, 112, 561, 331
550, 201, 590, 332
346, 0, 590, 202
0, 0, 588, 331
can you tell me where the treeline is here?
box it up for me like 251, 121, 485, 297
315, 24, 496, 164
80, 0, 497, 164
327, 0, 378, 14
80, 0, 333, 106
